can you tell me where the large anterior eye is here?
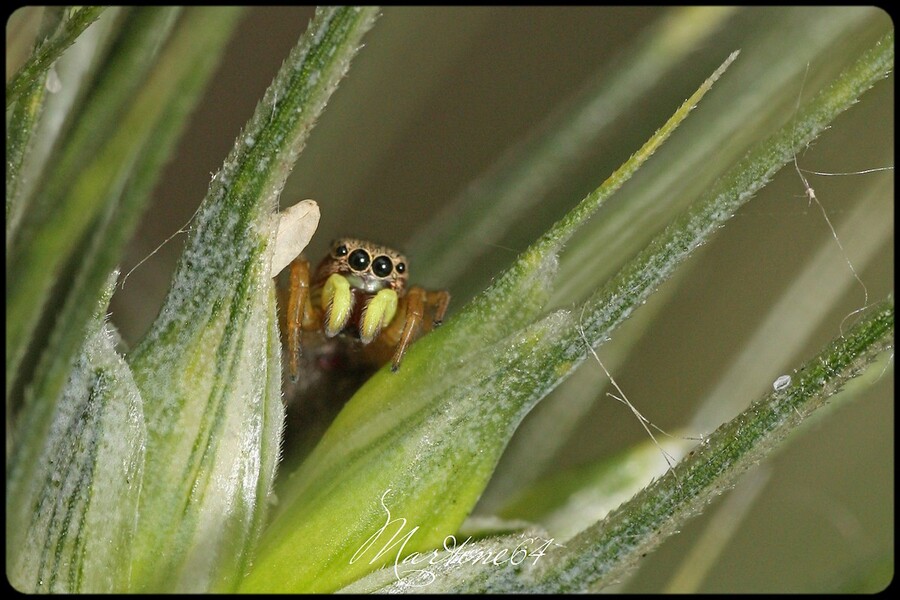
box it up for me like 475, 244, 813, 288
348, 248, 370, 271
372, 255, 393, 277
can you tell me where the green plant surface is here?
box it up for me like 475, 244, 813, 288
490, 172, 892, 545
407, 7, 738, 289
6, 7, 181, 401
549, 7, 880, 308
340, 301, 893, 592
242, 27, 891, 593
6, 8, 122, 241
123, 7, 378, 592
6, 273, 145, 593
5, 6, 105, 107
463, 7, 886, 513
7, 5, 377, 593
6, 10, 243, 568
6, 7, 64, 225
533, 301, 894, 593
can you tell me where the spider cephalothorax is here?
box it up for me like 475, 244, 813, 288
281, 237, 449, 381
314, 238, 408, 295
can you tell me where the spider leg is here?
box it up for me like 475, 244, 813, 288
387, 287, 451, 371
390, 287, 426, 372
286, 256, 314, 382
427, 290, 450, 327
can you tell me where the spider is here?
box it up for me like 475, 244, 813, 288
279, 237, 450, 382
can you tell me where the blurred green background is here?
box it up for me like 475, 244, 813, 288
22, 7, 889, 592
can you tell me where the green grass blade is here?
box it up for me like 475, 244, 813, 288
689, 175, 894, 431
6, 8, 67, 227
490, 172, 892, 540
7, 274, 146, 593
242, 29, 889, 594
7, 8, 123, 245
6, 7, 182, 403
123, 7, 379, 592
476, 276, 683, 514
5, 6, 106, 107
5, 11, 243, 554
662, 467, 772, 592
438, 51, 739, 354
6, 69, 49, 233
408, 7, 738, 291
474, 37, 892, 532
572, 31, 892, 356
497, 435, 693, 541
7, 8, 887, 594
551, 7, 882, 306
530, 301, 893, 592
481, 7, 888, 520
347, 301, 892, 593
475, 32, 892, 591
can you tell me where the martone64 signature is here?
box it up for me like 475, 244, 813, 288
280, 238, 450, 381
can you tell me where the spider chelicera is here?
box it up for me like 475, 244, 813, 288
279, 237, 450, 382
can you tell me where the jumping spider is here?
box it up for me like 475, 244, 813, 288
280, 238, 450, 382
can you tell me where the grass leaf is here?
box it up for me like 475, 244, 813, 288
6, 7, 182, 404
7, 274, 146, 593
5, 6, 106, 107
530, 300, 893, 592
5, 10, 243, 559
408, 7, 738, 291
240, 27, 890, 594
345, 300, 893, 592
123, 7, 379, 591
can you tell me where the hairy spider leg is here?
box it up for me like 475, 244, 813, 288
286, 257, 321, 381
388, 287, 451, 371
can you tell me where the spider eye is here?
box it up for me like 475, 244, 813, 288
372, 255, 393, 277
395, 262, 406, 274
348, 248, 370, 271
334, 244, 348, 257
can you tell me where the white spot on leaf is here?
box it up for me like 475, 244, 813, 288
773, 374, 791, 391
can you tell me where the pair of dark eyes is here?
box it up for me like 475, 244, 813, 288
334, 244, 405, 278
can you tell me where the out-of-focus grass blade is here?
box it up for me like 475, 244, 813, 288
438, 51, 739, 355
244, 30, 888, 593
569, 32, 892, 375
7, 8, 122, 244
6, 8, 64, 226
551, 6, 883, 306
6, 7, 181, 404
5, 6, 106, 107
487, 172, 891, 543
689, 175, 894, 431
480, 9, 888, 512
349, 302, 892, 593
409, 7, 737, 293
497, 436, 693, 541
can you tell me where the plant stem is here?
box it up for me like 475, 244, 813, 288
6, 7, 106, 107
535, 300, 893, 592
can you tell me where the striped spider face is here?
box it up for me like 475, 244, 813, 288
318, 238, 408, 295
281, 237, 450, 380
